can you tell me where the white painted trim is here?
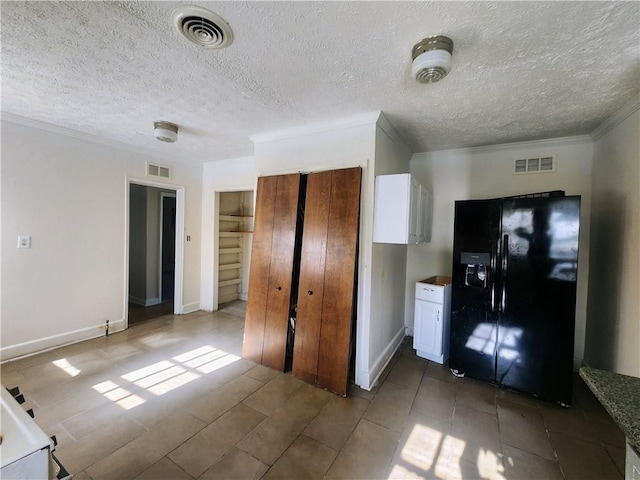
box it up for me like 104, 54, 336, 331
358, 325, 406, 391
124, 177, 186, 329
213, 191, 221, 312
182, 302, 201, 314
590, 93, 640, 141
159, 191, 177, 303
250, 111, 381, 144
128, 295, 158, 307
355, 159, 374, 390
413, 134, 592, 159
174, 187, 186, 314
145, 297, 161, 307
239, 293, 248, 301
0, 112, 191, 166
0, 319, 125, 362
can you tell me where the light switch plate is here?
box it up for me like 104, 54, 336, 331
18, 235, 31, 249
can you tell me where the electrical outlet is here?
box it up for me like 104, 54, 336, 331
18, 235, 31, 249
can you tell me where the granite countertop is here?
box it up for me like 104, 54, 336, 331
579, 366, 640, 451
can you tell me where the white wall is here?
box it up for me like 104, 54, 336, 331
585, 104, 640, 377
409, 137, 593, 368
368, 117, 412, 384
1, 120, 203, 360
129, 184, 147, 304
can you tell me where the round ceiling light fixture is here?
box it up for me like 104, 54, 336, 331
154, 121, 178, 143
172, 5, 233, 49
411, 35, 454, 84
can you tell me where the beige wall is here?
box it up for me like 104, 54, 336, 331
585, 106, 640, 377
1, 120, 203, 359
409, 137, 594, 368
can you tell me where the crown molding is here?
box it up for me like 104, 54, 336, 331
413, 134, 592, 160
590, 93, 640, 142
250, 111, 381, 144
0, 111, 193, 166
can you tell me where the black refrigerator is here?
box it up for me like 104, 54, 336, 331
449, 193, 580, 406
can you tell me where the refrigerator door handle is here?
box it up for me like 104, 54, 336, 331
491, 237, 499, 312
501, 234, 508, 312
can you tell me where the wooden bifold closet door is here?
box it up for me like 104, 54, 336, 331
293, 167, 361, 396
242, 167, 361, 396
242, 173, 300, 371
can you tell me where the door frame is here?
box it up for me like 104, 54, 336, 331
124, 177, 185, 328
159, 191, 177, 303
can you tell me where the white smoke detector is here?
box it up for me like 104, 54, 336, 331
172, 5, 233, 49
411, 35, 454, 84
154, 121, 178, 143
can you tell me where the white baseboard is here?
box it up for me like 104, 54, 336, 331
358, 326, 406, 390
239, 293, 248, 301
129, 295, 146, 306
145, 297, 160, 307
128, 296, 160, 307
0, 319, 126, 363
181, 302, 201, 314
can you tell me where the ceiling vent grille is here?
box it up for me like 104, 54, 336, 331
172, 5, 233, 49
514, 156, 556, 175
147, 163, 171, 179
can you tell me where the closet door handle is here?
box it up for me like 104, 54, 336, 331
307, 290, 313, 296
275, 286, 282, 291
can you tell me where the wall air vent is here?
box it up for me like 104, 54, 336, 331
514, 156, 555, 175
147, 162, 171, 179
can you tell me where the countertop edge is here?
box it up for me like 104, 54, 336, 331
579, 366, 640, 452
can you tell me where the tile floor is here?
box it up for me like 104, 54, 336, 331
1, 303, 625, 480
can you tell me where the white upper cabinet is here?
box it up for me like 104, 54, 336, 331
373, 173, 432, 244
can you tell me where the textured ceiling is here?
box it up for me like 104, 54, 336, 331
1, 1, 639, 164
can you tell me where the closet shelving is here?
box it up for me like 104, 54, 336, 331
218, 193, 253, 305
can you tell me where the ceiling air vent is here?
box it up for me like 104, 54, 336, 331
147, 162, 171, 179
514, 156, 556, 175
172, 5, 233, 49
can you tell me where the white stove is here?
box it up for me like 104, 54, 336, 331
0, 386, 54, 479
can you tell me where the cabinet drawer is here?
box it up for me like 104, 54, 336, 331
415, 282, 444, 303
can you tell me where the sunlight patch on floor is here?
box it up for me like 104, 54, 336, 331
387, 423, 505, 480
92, 380, 146, 410
91, 345, 240, 408
52, 358, 81, 377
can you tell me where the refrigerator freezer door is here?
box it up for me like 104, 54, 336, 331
498, 196, 580, 405
450, 199, 501, 382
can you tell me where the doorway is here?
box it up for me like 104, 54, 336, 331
160, 192, 177, 303
127, 182, 182, 325
216, 190, 254, 311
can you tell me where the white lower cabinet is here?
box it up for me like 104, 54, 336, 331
413, 276, 452, 364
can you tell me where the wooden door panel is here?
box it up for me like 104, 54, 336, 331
243, 176, 277, 363
292, 171, 331, 384
261, 174, 301, 370
317, 167, 362, 395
